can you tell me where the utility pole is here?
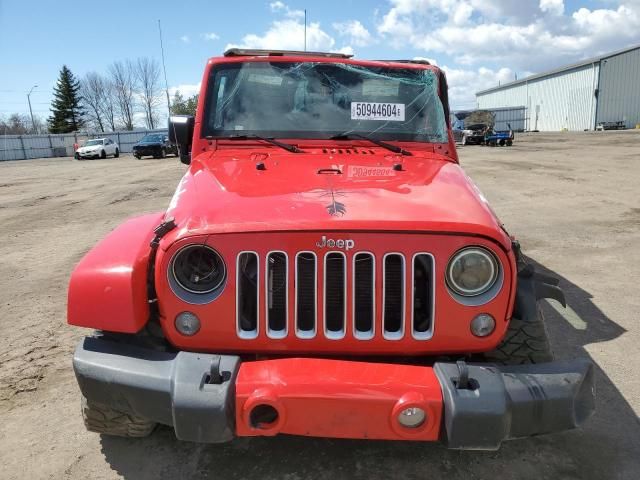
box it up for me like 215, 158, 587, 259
158, 20, 172, 116
304, 9, 307, 51
27, 84, 38, 134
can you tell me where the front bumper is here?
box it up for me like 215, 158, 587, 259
73, 337, 595, 449
77, 151, 100, 158
133, 146, 161, 156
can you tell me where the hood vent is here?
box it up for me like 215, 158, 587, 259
321, 148, 376, 155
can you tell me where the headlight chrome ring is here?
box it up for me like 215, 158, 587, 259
169, 244, 227, 303
446, 247, 499, 297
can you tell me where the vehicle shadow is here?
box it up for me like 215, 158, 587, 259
100, 259, 640, 480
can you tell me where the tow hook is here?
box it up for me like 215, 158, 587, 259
454, 360, 475, 390
205, 356, 224, 385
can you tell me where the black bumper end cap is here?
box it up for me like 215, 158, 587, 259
73, 336, 240, 443
434, 358, 595, 450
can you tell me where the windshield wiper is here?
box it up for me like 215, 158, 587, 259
214, 134, 303, 153
330, 133, 412, 156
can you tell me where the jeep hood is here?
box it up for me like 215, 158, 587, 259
165, 149, 509, 247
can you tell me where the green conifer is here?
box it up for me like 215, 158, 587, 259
48, 65, 85, 133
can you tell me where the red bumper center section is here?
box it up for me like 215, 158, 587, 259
236, 358, 443, 441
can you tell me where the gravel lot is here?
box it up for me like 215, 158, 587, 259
1, 132, 639, 480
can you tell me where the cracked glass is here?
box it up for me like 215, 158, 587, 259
202, 61, 448, 143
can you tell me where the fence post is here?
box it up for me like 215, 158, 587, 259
19, 135, 26, 160
117, 132, 121, 149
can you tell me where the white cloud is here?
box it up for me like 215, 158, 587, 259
270, 1, 285, 10
202, 32, 220, 41
540, 0, 564, 16
270, 1, 304, 19
169, 83, 201, 98
335, 45, 355, 56
442, 65, 516, 109
180, 35, 190, 44
226, 19, 336, 52
376, 0, 640, 72
332, 20, 373, 47
413, 56, 438, 66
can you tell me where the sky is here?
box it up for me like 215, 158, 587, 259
1, 0, 639, 126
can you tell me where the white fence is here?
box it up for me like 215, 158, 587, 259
0, 129, 167, 161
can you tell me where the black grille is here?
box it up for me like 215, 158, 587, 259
324, 253, 346, 335
266, 252, 287, 335
383, 254, 404, 336
237, 252, 258, 335
354, 253, 374, 336
236, 250, 433, 341
413, 254, 433, 335
296, 253, 316, 334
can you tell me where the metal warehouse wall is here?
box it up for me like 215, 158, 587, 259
490, 107, 526, 131
477, 63, 599, 131
596, 48, 640, 129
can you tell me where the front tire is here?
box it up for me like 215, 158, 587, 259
100, 150, 106, 159
81, 396, 156, 438
74, 153, 80, 160
484, 305, 553, 364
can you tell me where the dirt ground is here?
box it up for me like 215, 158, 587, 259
1, 132, 639, 480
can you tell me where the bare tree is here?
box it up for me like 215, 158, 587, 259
109, 60, 136, 130
31, 115, 45, 134
80, 72, 107, 132
0, 114, 31, 135
102, 80, 118, 131
135, 57, 161, 129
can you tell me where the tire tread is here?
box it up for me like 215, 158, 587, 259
81, 397, 156, 438
484, 306, 553, 364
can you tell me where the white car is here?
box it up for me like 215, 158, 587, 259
75, 138, 120, 160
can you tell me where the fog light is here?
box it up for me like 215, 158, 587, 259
175, 311, 200, 336
397, 407, 426, 428
471, 313, 495, 337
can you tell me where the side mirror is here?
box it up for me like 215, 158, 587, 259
168, 115, 195, 165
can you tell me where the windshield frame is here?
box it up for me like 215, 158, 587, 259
85, 139, 103, 146
201, 59, 448, 144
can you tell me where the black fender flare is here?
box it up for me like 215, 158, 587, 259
512, 241, 566, 322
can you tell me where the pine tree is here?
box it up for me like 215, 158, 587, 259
48, 65, 85, 133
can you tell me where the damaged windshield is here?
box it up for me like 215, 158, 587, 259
202, 61, 448, 143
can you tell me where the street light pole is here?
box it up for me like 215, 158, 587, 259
27, 84, 38, 134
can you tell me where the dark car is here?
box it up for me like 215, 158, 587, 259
132, 133, 177, 159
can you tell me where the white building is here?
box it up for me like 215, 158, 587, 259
476, 44, 640, 131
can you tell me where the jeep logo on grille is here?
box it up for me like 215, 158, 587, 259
316, 235, 355, 251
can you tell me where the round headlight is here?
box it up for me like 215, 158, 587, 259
171, 245, 226, 294
446, 247, 499, 297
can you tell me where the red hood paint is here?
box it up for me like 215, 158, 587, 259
164, 147, 510, 248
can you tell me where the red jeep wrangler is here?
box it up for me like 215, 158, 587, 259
68, 49, 594, 450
